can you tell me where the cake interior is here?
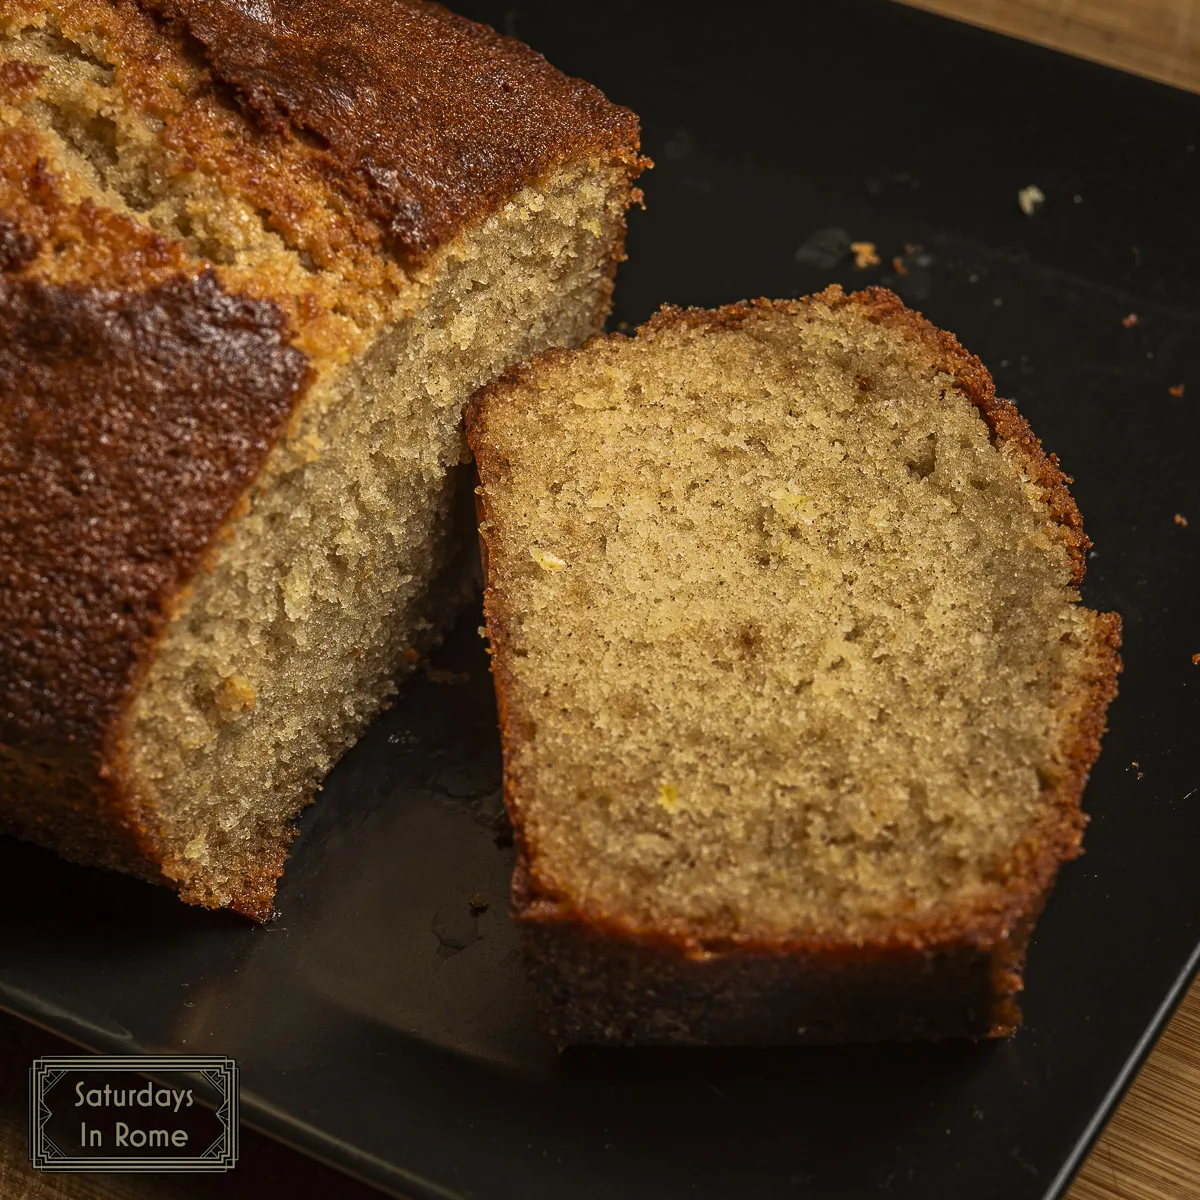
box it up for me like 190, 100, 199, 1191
477, 304, 1108, 941
129, 165, 625, 914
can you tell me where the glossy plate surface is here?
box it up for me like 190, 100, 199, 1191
3, 2, 1199, 1197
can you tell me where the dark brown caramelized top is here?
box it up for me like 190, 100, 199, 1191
144, 0, 641, 260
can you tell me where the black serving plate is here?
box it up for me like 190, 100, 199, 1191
3, 2, 1199, 1198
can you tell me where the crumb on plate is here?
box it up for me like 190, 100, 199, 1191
850, 241, 880, 269
1017, 185, 1045, 215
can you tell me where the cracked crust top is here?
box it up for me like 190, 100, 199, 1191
142, 0, 643, 261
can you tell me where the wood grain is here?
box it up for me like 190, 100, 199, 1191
899, 0, 1200, 93
2, 2, 1197, 1199
1069, 980, 1200, 1199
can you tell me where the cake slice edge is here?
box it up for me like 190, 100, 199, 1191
466, 286, 1122, 1044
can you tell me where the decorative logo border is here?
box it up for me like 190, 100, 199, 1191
29, 1056, 238, 1173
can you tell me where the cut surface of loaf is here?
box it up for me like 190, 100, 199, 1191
466, 287, 1121, 1044
0, 0, 644, 918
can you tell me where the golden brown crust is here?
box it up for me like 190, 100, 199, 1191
0, 264, 310, 749
0, 122, 198, 290
2, 0, 646, 351
0, 266, 310, 909
0, 742, 164, 883
0, 118, 311, 917
2, 0, 408, 342
0, 122, 312, 914
467, 287, 1123, 1040
141, 0, 643, 262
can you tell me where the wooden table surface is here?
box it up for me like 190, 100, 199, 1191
904, 0, 1200, 92
3, 2, 1198, 1199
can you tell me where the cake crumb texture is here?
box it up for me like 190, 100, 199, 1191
468, 287, 1120, 1041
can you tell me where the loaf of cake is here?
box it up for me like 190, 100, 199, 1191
0, 0, 644, 918
466, 287, 1121, 1044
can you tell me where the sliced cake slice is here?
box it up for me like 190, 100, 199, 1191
466, 286, 1121, 1044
